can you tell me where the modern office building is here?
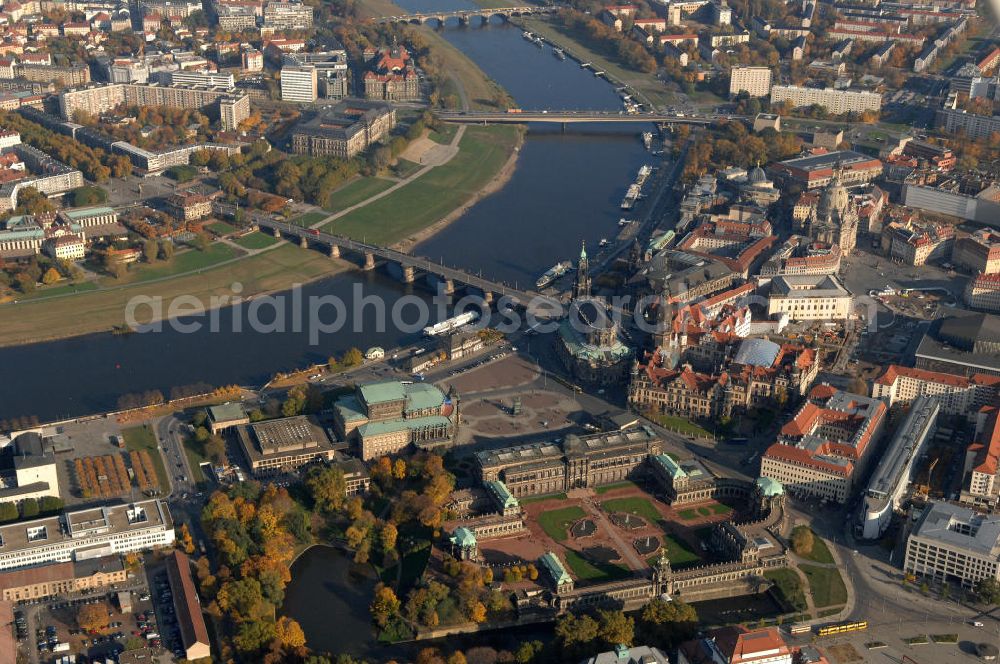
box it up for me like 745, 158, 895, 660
761, 386, 887, 503
279, 64, 317, 102
904, 501, 1000, 588
729, 66, 772, 97
235, 416, 337, 476
263, 0, 313, 29
767, 274, 853, 321
859, 396, 938, 539
0, 501, 174, 571
914, 313, 1000, 377
169, 71, 235, 88
282, 48, 349, 100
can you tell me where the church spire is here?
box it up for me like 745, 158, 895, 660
573, 239, 591, 299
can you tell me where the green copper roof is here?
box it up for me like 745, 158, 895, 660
62, 206, 115, 219
540, 551, 573, 587
756, 476, 785, 497
358, 381, 407, 405
357, 414, 452, 438
580, 239, 587, 260
450, 526, 477, 548
208, 402, 246, 422
652, 453, 686, 479
485, 480, 519, 511
403, 382, 446, 413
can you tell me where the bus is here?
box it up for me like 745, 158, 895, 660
817, 621, 868, 637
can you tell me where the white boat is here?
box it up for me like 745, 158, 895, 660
553, 48, 566, 60
536, 261, 572, 289
422, 311, 479, 337
599, 238, 609, 247
621, 184, 640, 210
636, 165, 652, 185
522, 31, 534, 40
642, 132, 653, 149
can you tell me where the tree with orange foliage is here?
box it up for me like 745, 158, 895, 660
274, 616, 306, 648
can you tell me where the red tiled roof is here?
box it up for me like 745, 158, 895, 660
874, 364, 972, 388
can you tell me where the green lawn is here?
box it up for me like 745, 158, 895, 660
121, 425, 169, 491
325, 125, 520, 245
181, 437, 210, 486
537, 506, 587, 542
427, 124, 458, 145
18, 281, 98, 301
600, 496, 662, 524
108, 244, 241, 285
231, 232, 279, 251
562, 549, 630, 582
765, 569, 808, 612
662, 534, 700, 567
595, 481, 640, 495
206, 221, 236, 236
291, 211, 329, 227
648, 413, 713, 438
677, 508, 699, 521
800, 564, 848, 609
519, 492, 568, 505
323, 177, 396, 213
392, 159, 422, 179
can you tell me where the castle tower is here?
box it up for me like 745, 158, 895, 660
652, 291, 671, 349
573, 240, 592, 299
653, 548, 673, 596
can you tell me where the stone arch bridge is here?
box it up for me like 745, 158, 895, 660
376, 5, 558, 26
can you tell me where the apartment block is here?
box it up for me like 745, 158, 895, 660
729, 66, 772, 98
871, 364, 1000, 419
771, 84, 882, 114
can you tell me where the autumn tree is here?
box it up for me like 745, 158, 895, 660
597, 609, 634, 647
640, 597, 698, 643
371, 584, 401, 627
275, 616, 306, 648
305, 465, 346, 513
177, 523, 196, 554
77, 603, 109, 632
791, 526, 815, 556
380, 522, 398, 552
41, 267, 60, 285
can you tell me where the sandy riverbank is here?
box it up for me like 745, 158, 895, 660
391, 127, 525, 254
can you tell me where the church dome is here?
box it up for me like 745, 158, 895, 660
748, 165, 767, 185
818, 171, 849, 220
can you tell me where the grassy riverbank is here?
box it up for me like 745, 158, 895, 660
0, 244, 346, 347
325, 124, 522, 245
520, 16, 675, 109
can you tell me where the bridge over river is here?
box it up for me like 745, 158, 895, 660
435, 110, 739, 125
246, 217, 564, 317
376, 5, 557, 25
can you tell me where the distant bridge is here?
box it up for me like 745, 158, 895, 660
376, 5, 558, 25
228, 213, 562, 316
435, 110, 735, 125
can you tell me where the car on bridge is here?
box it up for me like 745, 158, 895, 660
308, 229, 320, 235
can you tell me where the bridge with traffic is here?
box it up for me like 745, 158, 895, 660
435, 110, 737, 125
376, 5, 557, 25
229, 213, 563, 316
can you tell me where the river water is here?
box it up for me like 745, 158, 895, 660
0, 16, 649, 423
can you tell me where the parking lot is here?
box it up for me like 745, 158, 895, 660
15, 555, 187, 664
